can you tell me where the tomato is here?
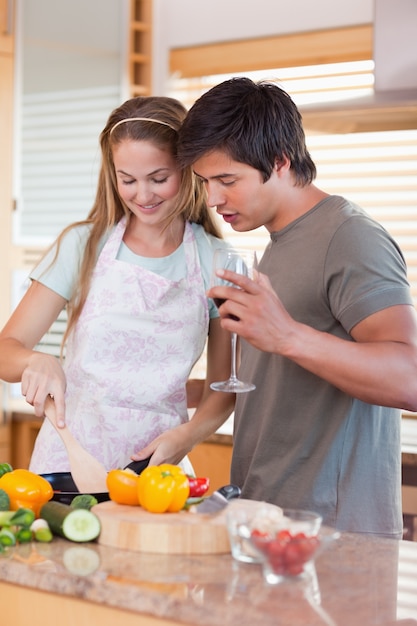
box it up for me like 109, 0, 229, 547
276, 529, 292, 542
106, 469, 140, 505
268, 538, 286, 557
283, 542, 303, 565
286, 562, 304, 576
294, 535, 319, 559
187, 476, 210, 498
260, 529, 320, 577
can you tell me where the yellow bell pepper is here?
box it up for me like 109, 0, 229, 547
137, 464, 190, 513
106, 468, 140, 505
0, 469, 53, 517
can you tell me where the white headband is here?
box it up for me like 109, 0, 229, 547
110, 117, 177, 135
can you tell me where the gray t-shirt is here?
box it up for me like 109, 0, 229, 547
231, 195, 413, 538
31, 221, 227, 320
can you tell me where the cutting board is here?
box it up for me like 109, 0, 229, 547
93, 500, 231, 555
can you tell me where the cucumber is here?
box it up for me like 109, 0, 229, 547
40, 501, 101, 542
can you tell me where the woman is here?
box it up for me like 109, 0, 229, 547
0, 96, 234, 473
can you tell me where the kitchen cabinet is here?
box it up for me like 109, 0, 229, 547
10, 413, 42, 469
188, 438, 232, 493
128, 0, 153, 96
0, 419, 11, 464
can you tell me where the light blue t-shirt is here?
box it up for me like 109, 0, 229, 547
31, 222, 230, 319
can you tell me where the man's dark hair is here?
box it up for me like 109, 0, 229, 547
177, 77, 316, 186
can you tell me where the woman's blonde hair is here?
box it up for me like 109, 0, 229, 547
47, 96, 222, 351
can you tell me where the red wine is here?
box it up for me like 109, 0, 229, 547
213, 297, 226, 310
213, 297, 239, 321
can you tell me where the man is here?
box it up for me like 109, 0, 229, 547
178, 77, 417, 537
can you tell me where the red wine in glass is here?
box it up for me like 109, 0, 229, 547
213, 297, 226, 309
210, 248, 257, 393
213, 298, 239, 321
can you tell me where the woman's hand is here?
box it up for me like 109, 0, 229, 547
21, 352, 67, 426
0, 280, 68, 425
131, 422, 192, 467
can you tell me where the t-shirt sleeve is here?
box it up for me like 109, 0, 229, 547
29, 225, 91, 301
326, 215, 413, 332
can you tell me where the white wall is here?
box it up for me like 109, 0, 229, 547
21, 0, 126, 94
20, 0, 375, 97
152, 0, 374, 94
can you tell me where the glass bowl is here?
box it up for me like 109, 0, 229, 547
226, 499, 285, 563
246, 508, 333, 584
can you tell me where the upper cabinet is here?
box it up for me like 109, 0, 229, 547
128, 0, 152, 97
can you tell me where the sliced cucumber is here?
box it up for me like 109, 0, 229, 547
40, 501, 101, 542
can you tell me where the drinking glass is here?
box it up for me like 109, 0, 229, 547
210, 248, 257, 393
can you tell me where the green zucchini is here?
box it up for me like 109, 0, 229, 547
40, 500, 101, 542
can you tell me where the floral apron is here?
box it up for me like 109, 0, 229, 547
30, 218, 209, 473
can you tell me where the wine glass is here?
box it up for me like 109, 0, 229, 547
210, 248, 257, 393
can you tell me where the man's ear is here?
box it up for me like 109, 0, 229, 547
274, 155, 291, 173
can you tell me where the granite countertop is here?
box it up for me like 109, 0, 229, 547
1, 530, 417, 625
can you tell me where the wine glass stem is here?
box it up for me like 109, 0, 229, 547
230, 332, 239, 381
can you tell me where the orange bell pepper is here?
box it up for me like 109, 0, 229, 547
0, 469, 53, 517
137, 464, 190, 513
106, 468, 140, 505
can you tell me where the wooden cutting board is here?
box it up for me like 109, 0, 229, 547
93, 500, 231, 555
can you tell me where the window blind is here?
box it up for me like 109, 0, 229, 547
18, 85, 121, 244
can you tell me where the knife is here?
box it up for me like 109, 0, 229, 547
193, 484, 241, 514
124, 458, 152, 474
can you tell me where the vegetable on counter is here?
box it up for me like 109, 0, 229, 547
137, 464, 190, 513
0, 469, 53, 517
70, 494, 99, 510
40, 500, 101, 542
30, 518, 53, 543
0, 489, 10, 512
187, 476, 210, 498
106, 468, 140, 505
0, 528, 16, 547
106, 464, 211, 511
0, 507, 52, 550
0, 464, 54, 550
0, 510, 16, 527
0, 463, 13, 478
5, 507, 35, 527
